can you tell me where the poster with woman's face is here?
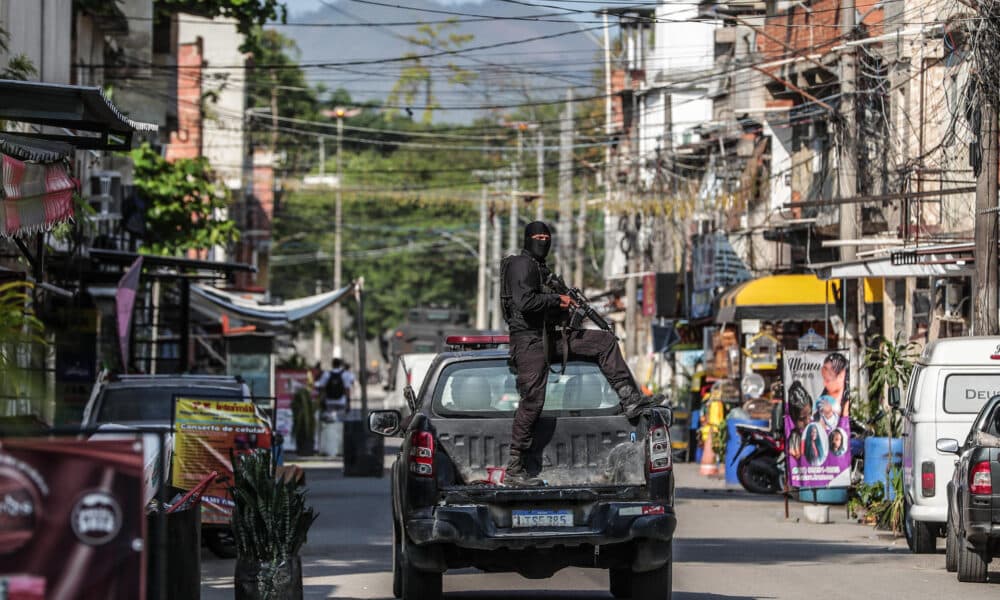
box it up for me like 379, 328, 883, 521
783, 350, 852, 489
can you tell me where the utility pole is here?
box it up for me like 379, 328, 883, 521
558, 89, 574, 274
536, 130, 545, 221
574, 178, 587, 289
318, 136, 325, 176
509, 127, 526, 256
602, 10, 616, 284
975, 104, 1000, 334
325, 106, 361, 358
491, 199, 503, 331
334, 113, 344, 359
838, 0, 858, 265
476, 184, 489, 329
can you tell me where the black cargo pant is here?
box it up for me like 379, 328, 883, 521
508, 329, 635, 456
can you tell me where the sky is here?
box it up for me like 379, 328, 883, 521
284, 0, 614, 19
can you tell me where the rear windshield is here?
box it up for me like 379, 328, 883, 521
432, 359, 619, 416
943, 374, 1000, 414
96, 387, 243, 423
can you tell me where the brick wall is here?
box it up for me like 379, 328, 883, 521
165, 39, 203, 161
759, 0, 883, 61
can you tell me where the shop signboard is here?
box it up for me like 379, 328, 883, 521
171, 398, 272, 525
275, 370, 310, 452
782, 350, 852, 488
0, 438, 145, 599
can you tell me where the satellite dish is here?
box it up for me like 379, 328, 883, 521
742, 373, 766, 398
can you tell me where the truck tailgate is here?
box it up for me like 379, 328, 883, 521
434, 414, 645, 486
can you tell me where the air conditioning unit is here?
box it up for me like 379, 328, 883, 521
89, 171, 123, 218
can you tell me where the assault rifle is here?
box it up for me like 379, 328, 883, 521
541, 268, 615, 334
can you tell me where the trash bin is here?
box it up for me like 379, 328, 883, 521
863, 436, 903, 499
724, 418, 768, 485
343, 417, 384, 477
146, 496, 201, 600
798, 487, 848, 504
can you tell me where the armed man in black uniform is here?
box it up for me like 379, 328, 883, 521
501, 221, 660, 485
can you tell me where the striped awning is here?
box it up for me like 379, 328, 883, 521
0, 152, 75, 238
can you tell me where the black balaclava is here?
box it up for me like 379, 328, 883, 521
523, 221, 552, 261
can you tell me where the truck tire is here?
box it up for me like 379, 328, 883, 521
957, 539, 989, 583
609, 568, 631, 598
631, 561, 672, 600
903, 500, 936, 554
204, 528, 237, 559
392, 523, 403, 598
401, 544, 442, 600
945, 517, 958, 573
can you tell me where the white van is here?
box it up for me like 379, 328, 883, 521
902, 336, 1000, 553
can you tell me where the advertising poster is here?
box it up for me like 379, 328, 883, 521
783, 350, 852, 488
171, 398, 271, 525
275, 370, 310, 452
0, 438, 145, 600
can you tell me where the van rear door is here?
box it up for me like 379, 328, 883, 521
935, 370, 1000, 498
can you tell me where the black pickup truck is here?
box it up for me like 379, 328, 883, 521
942, 394, 1000, 582
368, 335, 677, 600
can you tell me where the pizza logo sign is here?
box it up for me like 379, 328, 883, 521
71, 491, 122, 546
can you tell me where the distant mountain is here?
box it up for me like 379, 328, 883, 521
272, 0, 601, 123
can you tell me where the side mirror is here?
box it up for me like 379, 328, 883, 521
403, 385, 418, 412
888, 387, 901, 409
369, 409, 403, 437
936, 438, 960, 455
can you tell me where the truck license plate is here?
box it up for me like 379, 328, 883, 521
511, 509, 573, 528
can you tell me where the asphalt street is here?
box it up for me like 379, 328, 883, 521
201, 447, 1000, 600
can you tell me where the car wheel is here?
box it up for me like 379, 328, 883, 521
401, 542, 442, 600
205, 528, 237, 559
945, 516, 958, 573
631, 561, 672, 600
609, 568, 631, 598
903, 500, 936, 554
957, 536, 989, 583
392, 522, 403, 599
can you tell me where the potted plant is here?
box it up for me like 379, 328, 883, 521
231, 449, 318, 600
291, 387, 316, 456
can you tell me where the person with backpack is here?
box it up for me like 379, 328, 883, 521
315, 358, 349, 456
316, 358, 349, 413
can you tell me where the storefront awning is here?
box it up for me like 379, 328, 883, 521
716, 273, 883, 323
0, 79, 157, 150
190, 284, 355, 326
811, 243, 975, 280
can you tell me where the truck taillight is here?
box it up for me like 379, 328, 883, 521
409, 431, 435, 477
921, 461, 935, 497
648, 424, 672, 473
970, 461, 992, 495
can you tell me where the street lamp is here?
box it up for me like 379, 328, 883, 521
321, 106, 361, 359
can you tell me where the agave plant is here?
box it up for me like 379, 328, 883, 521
230, 449, 318, 599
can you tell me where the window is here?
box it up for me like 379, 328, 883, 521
432, 360, 619, 416
943, 374, 1000, 414
96, 387, 242, 424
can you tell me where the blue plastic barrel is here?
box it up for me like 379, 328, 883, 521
799, 487, 848, 504
863, 436, 903, 499
725, 419, 769, 485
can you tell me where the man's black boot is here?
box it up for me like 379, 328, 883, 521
615, 384, 664, 420
504, 454, 544, 487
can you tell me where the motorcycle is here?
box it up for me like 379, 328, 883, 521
731, 423, 785, 494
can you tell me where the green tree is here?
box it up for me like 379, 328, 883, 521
129, 143, 240, 255
0, 25, 35, 80
387, 20, 476, 124
154, 0, 287, 54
